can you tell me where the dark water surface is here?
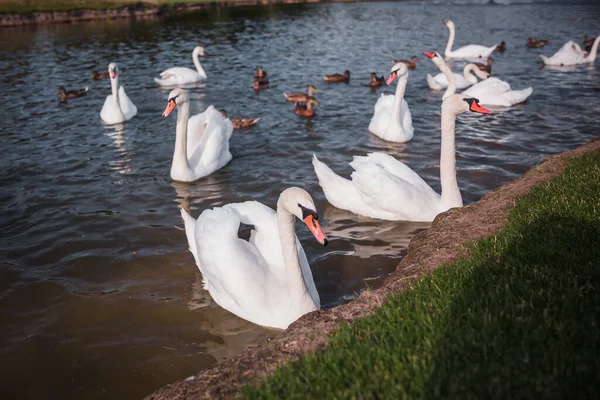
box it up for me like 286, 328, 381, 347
1, 1, 599, 399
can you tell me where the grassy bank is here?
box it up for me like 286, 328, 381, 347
0, 0, 221, 14
242, 150, 600, 399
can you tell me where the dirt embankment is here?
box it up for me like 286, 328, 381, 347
145, 138, 600, 400
0, 0, 354, 27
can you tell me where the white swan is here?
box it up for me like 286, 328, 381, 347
424, 51, 533, 106
427, 63, 489, 91
155, 46, 207, 86
444, 20, 498, 59
162, 88, 233, 182
541, 36, 600, 66
368, 62, 414, 143
312, 94, 492, 222
100, 63, 137, 124
180, 187, 329, 329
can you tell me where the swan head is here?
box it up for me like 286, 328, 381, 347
444, 19, 454, 30
387, 62, 409, 85
162, 88, 189, 117
443, 94, 492, 116
423, 51, 446, 70
193, 46, 207, 57
279, 187, 328, 246
108, 63, 119, 79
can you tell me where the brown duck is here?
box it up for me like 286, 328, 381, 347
253, 76, 269, 90
493, 41, 506, 53
474, 57, 493, 74
368, 72, 385, 87
254, 66, 267, 80
284, 85, 319, 102
293, 97, 318, 118
220, 110, 260, 129
324, 70, 350, 83
583, 35, 594, 52
393, 56, 419, 70
56, 86, 88, 103
91, 71, 110, 80
526, 37, 549, 48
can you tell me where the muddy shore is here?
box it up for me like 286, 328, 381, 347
143, 137, 600, 399
0, 0, 368, 27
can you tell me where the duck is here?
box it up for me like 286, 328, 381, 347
368, 62, 413, 142
91, 71, 109, 80
161, 88, 233, 182
56, 86, 88, 103
284, 85, 318, 102
541, 36, 600, 66
426, 62, 489, 92
583, 35, 594, 52
444, 19, 498, 59
394, 56, 419, 70
100, 63, 137, 124
368, 73, 385, 87
493, 41, 506, 52
253, 76, 269, 90
473, 57, 493, 73
324, 70, 350, 83
180, 187, 328, 329
293, 97, 319, 118
254, 66, 267, 80
527, 38, 549, 48
219, 109, 260, 129
312, 94, 491, 222
154, 46, 207, 86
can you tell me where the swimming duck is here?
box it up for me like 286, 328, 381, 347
368, 73, 385, 87
394, 56, 419, 70
253, 77, 269, 90
284, 85, 318, 102
473, 57, 493, 74
220, 109, 260, 129
56, 86, 88, 103
91, 71, 109, 80
324, 70, 350, 83
294, 97, 318, 118
254, 66, 267, 80
493, 41, 506, 53
527, 38, 549, 48
583, 35, 594, 52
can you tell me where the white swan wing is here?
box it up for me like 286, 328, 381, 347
463, 77, 510, 98
100, 95, 118, 124
368, 94, 394, 137
449, 44, 497, 59
401, 100, 414, 139
155, 67, 205, 86
118, 86, 137, 120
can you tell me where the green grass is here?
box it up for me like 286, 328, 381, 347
0, 0, 227, 14
242, 150, 600, 399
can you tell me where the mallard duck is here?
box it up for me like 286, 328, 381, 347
493, 41, 506, 53
293, 97, 318, 118
56, 86, 88, 103
394, 56, 419, 70
526, 38, 549, 48
583, 35, 594, 52
220, 109, 260, 129
473, 57, 493, 74
368, 72, 385, 87
324, 70, 350, 83
284, 85, 318, 102
91, 71, 110, 80
253, 77, 269, 90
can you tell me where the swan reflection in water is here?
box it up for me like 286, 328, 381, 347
171, 175, 232, 213
105, 123, 134, 175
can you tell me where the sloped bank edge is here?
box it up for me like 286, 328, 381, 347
0, 0, 383, 27
145, 137, 600, 400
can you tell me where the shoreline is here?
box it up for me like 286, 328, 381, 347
145, 137, 600, 399
0, 0, 371, 27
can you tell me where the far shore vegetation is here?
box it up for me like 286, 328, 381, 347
242, 149, 600, 399
0, 0, 231, 14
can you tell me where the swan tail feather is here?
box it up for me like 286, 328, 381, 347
312, 154, 355, 208
505, 87, 533, 105
180, 208, 201, 268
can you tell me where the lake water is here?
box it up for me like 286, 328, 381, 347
1, 1, 599, 399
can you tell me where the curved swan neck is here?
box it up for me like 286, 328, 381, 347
276, 202, 309, 302
110, 75, 123, 118
390, 72, 408, 123
463, 65, 478, 83
445, 24, 455, 56
172, 100, 191, 176
193, 51, 207, 77
439, 61, 456, 99
588, 36, 600, 61
439, 105, 462, 208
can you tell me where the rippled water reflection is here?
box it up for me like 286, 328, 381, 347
1, 2, 599, 399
